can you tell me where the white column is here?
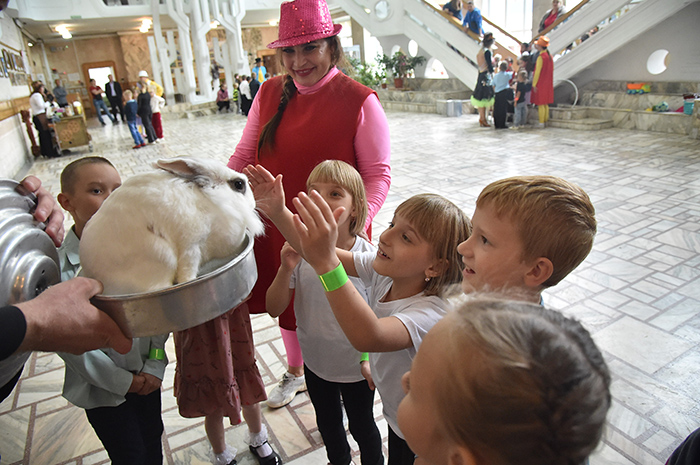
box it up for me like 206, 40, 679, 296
151, 0, 176, 105
165, 0, 198, 103
218, 0, 248, 75
190, 0, 214, 102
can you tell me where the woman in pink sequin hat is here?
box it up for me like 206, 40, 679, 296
226, 1, 391, 465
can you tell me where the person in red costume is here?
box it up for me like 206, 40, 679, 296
531, 35, 554, 127
229, 0, 391, 408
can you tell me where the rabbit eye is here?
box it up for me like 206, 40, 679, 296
229, 178, 246, 193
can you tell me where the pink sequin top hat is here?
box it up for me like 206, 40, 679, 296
267, 0, 342, 49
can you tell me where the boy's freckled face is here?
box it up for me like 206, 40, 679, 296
64, 164, 122, 234
397, 320, 452, 465
457, 203, 533, 294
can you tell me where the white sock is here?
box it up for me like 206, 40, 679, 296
249, 424, 273, 457
214, 445, 237, 465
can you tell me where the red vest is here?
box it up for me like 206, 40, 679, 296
249, 72, 374, 319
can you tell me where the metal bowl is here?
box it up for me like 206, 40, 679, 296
91, 231, 258, 337
0, 180, 61, 306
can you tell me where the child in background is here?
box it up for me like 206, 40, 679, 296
492, 61, 514, 129
397, 296, 611, 465
137, 85, 157, 143
149, 85, 166, 140
265, 161, 383, 465
244, 164, 471, 465
232, 83, 240, 114
123, 89, 146, 149
56, 157, 170, 465
458, 175, 596, 304
512, 70, 532, 129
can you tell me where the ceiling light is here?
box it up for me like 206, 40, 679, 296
27, 42, 33, 47
55, 25, 72, 39
140, 18, 152, 33
269, 20, 278, 26
211, 20, 220, 28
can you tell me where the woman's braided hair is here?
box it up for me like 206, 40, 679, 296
257, 35, 346, 155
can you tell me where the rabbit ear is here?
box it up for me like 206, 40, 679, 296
155, 158, 217, 187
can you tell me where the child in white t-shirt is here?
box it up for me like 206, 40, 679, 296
265, 160, 382, 465
245, 164, 471, 465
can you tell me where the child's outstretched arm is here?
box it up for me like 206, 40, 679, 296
292, 191, 413, 353
245, 164, 358, 276
266, 242, 299, 317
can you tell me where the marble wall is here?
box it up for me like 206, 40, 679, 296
0, 12, 32, 179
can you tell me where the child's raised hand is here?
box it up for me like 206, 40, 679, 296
280, 241, 301, 271
292, 190, 344, 274
243, 164, 285, 218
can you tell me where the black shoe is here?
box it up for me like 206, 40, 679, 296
100, 121, 106, 126
249, 443, 282, 465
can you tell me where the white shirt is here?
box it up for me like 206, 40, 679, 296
239, 80, 251, 99
291, 237, 375, 382
354, 251, 449, 438
29, 93, 47, 115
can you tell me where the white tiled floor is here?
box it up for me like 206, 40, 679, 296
1, 109, 700, 465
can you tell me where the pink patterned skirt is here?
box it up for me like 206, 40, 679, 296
174, 303, 267, 424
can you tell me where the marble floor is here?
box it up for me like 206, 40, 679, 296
2, 110, 700, 465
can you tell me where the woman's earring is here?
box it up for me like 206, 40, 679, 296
425, 276, 431, 282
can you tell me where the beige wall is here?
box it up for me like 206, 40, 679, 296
43, 35, 129, 86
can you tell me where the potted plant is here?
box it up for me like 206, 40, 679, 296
384, 51, 426, 89
349, 57, 383, 89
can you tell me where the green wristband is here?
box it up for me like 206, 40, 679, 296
149, 348, 165, 360
319, 262, 348, 292
360, 352, 369, 363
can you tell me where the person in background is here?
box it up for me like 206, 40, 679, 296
137, 70, 164, 97
511, 69, 531, 129
53, 79, 69, 108
29, 81, 59, 157
217, 83, 231, 113
149, 84, 166, 140
492, 61, 513, 129
531, 35, 554, 127
89, 79, 116, 126
137, 85, 157, 143
462, 1, 484, 36
442, 0, 463, 21
239, 76, 252, 116
470, 32, 495, 127
105, 74, 125, 123
251, 57, 267, 83
123, 89, 146, 149
538, 0, 567, 33
250, 76, 260, 100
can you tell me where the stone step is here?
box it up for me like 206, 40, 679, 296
580, 90, 686, 112
381, 101, 438, 113
377, 88, 470, 105
548, 117, 614, 131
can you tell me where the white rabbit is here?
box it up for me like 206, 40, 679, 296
79, 157, 264, 295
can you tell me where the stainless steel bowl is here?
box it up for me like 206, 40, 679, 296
91, 231, 258, 337
0, 180, 61, 306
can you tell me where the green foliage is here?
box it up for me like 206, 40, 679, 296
379, 51, 427, 78
349, 57, 385, 88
